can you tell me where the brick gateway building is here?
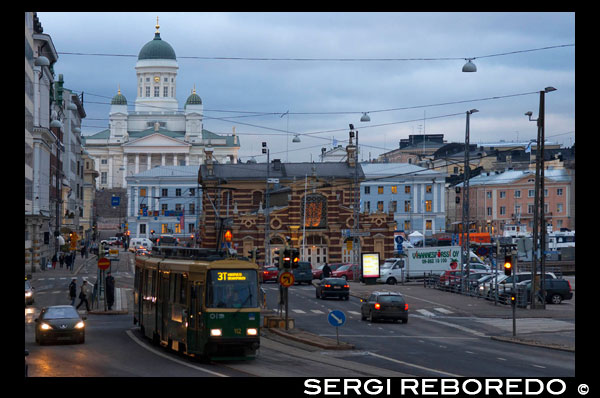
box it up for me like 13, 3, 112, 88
198, 148, 395, 268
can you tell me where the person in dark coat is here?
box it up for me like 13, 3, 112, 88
59, 253, 65, 268
65, 253, 72, 271
69, 278, 77, 306
51, 253, 57, 269
322, 262, 332, 279
105, 271, 116, 310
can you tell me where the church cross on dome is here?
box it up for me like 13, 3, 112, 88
155, 16, 160, 34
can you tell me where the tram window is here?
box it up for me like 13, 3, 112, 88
170, 273, 177, 303
206, 270, 258, 309
180, 274, 188, 304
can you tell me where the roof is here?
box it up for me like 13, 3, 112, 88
138, 32, 176, 60
456, 168, 571, 187
200, 162, 364, 181
129, 165, 199, 179
361, 163, 442, 178
83, 128, 238, 147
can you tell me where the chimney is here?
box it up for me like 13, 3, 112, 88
204, 146, 214, 176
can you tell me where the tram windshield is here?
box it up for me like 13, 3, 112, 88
206, 269, 259, 309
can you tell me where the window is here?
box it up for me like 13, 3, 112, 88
101, 172, 107, 184
161, 204, 168, 214
164, 77, 168, 82
175, 203, 182, 212
171, 87, 174, 97
404, 220, 411, 230
145, 86, 150, 97
487, 207, 492, 216
528, 204, 535, 214
189, 203, 195, 215
500, 191, 506, 199
425, 220, 432, 231
514, 190, 521, 198
391, 185, 397, 194
377, 201, 384, 212
190, 188, 195, 196
425, 200, 432, 212
557, 203, 563, 213
140, 188, 146, 197
405, 201, 411, 212
426, 185, 432, 193
175, 188, 181, 197
389, 201, 397, 213
101, 159, 108, 165
557, 188, 563, 196
364, 186, 370, 195
174, 223, 182, 234
500, 206, 506, 215
146, 77, 150, 82
154, 86, 160, 97
140, 224, 146, 234
161, 224, 168, 233
302, 194, 327, 228
515, 205, 521, 215
378, 186, 384, 194
139, 87, 142, 97
528, 189, 535, 197
486, 191, 492, 199
164, 86, 169, 97
364, 201, 370, 212
405, 185, 411, 194
188, 223, 195, 233
162, 188, 168, 197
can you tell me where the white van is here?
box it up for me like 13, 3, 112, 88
129, 238, 153, 252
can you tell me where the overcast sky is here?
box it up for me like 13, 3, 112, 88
36, 12, 575, 163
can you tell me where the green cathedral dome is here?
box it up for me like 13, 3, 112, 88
185, 88, 203, 107
138, 31, 176, 61
111, 88, 127, 105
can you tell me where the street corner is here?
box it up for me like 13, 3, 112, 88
267, 327, 355, 351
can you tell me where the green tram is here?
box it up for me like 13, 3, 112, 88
133, 246, 260, 360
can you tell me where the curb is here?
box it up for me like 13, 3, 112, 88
490, 335, 575, 352
267, 327, 354, 350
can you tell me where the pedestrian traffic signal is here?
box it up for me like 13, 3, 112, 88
291, 248, 300, 269
503, 255, 513, 276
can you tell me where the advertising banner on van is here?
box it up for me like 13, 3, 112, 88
362, 252, 380, 278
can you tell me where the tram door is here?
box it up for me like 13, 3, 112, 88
159, 272, 169, 339
188, 282, 202, 352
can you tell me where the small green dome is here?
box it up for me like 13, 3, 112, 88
138, 32, 176, 61
111, 89, 127, 105
185, 87, 202, 107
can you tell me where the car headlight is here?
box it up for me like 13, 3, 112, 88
210, 329, 222, 337
75, 321, 85, 329
246, 328, 258, 336
25, 291, 32, 297
40, 323, 52, 330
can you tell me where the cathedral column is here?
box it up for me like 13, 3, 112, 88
147, 154, 151, 171
173, 154, 178, 166
122, 154, 128, 187
162, 154, 166, 166
135, 154, 140, 174
108, 155, 114, 189
185, 154, 189, 166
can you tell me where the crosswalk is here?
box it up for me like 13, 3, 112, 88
270, 307, 455, 318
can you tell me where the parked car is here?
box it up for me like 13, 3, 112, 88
293, 261, 313, 285
312, 263, 345, 279
157, 234, 179, 246
135, 248, 149, 256
261, 266, 279, 283
360, 291, 408, 323
25, 278, 35, 306
129, 238, 153, 252
35, 305, 86, 345
101, 237, 119, 246
510, 278, 573, 305
331, 264, 360, 280
482, 272, 557, 299
315, 277, 350, 300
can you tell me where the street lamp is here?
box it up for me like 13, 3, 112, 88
462, 58, 477, 72
360, 112, 371, 122
461, 109, 478, 291
525, 86, 556, 309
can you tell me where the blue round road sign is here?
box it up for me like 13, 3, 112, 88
327, 310, 346, 327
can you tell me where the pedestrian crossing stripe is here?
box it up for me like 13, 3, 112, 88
416, 309, 436, 317
310, 310, 324, 314
348, 311, 361, 316
434, 307, 454, 314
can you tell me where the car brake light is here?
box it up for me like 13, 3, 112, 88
374, 303, 381, 310
344, 285, 349, 288
567, 280, 572, 291
324, 284, 331, 288
404, 303, 409, 311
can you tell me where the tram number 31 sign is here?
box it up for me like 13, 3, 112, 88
279, 271, 295, 287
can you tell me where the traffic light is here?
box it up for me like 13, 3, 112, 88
282, 248, 292, 269
291, 248, 300, 269
247, 248, 259, 263
274, 249, 283, 268
510, 293, 516, 306
503, 255, 513, 276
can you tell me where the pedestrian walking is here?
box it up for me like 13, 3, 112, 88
69, 278, 77, 306
51, 253, 57, 270
65, 253, 72, 271
105, 271, 115, 310
81, 246, 85, 259
59, 253, 65, 268
76, 280, 90, 312
322, 262, 332, 278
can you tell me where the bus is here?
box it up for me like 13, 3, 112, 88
134, 246, 260, 360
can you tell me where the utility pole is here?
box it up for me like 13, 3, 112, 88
461, 109, 478, 292
263, 142, 271, 266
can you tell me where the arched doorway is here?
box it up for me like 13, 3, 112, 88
302, 235, 328, 267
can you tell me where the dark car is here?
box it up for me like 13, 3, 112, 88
157, 234, 179, 246
35, 305, 86, 345
261, 266, 279, 283
361, 291, 408, 323
293, 261, 313, 285
312, 263, 345, 280
25, 279, 35, 306
517, 278, 573, 304
315, 278, 349, 300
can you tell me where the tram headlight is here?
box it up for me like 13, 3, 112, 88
210, 328, 222, 337
246, 328, 258, 336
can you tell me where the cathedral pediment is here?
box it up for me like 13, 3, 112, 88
123, 133, 190, 150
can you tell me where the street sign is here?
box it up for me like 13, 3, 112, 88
278, 271, 294, 287
341, 229, 370, 238
111, 196, 120, 207
328, 310, 346, 327
267, 178, 279, 184
98, 257, 110, 270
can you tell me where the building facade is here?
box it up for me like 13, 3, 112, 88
83, 21, 240, 190
126, 166, 202, 240
361, 163, 447, 237
199, 146, 396, 267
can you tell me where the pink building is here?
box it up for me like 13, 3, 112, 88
455, 168, 573, 235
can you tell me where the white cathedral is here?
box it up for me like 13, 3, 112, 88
83, 20, 240, 189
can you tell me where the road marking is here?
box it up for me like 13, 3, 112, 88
52, 291, 62, 294
532, 364, 546, 369
292, 309, 306, 314
310, 310, 325, 314
348, 311, 361, 316
367, 352, 462, 377
416, 309, 436, 317
125, 330, 229, 377
434, 307, 454, 314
